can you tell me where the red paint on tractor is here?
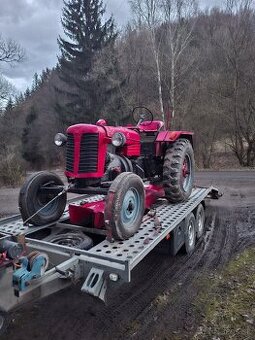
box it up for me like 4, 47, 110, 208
69, 183, 165, 228
65, 123, 141, 180
145, 184, 165, 209
156, 130, 193, 144
69, 199, 105, 229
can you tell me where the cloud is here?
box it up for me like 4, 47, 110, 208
0, 0, 222, 92
0, 0, 63, 91
0, 0, 131, 92
106, 0, 131, 26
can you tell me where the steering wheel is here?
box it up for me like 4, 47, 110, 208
132, 106, 154, 126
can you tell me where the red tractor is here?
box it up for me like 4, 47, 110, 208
19, 107, 194, 240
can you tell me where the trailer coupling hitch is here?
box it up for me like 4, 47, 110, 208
12, 251, 49, 295
207, 187, 223, 199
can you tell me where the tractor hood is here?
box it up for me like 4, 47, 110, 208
67, 123, 140, 144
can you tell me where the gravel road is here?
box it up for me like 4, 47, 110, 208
1, 170, 255, 340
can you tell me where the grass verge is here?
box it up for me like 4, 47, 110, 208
194, 247, 255, 340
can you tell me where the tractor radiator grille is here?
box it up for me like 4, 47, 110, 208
79, 133, 99, 173
66, 133, 75, 172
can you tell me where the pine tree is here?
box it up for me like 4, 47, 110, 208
14, 92, 24, 106
32, 72, 41, 92
57, 0, 117, 124
40, 68, 51, 84
21, 106, 44, 168
24, 87, 30, 99
5, 97, 14, 112
17, 92, 24, 104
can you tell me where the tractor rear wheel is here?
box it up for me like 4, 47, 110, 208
19, 171, 67, 226
163, 138, 194, 203
105, 172, 145, 240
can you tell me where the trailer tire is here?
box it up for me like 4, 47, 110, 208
196, 204, 205, 239
184, 213, 196, 255
163, 138, 194, 203
105, 172, 145, 240
19, 171, 67, 226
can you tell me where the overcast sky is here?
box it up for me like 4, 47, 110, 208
0, 0, 222, 93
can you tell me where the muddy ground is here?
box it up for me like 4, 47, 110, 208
1, 170, 255, 340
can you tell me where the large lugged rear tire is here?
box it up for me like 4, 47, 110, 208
19, 171, 67, 226
105, 172, 145, 240
163, 138, 195, 203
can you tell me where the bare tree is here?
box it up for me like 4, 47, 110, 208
0, 34, 25, 64
129, 0, 165, 122
0, 75, 15, 101
0, 35, 25, 110
161, 0, 197, 119
219, 0, 255, 166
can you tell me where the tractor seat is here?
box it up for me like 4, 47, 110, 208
139, 121, 164, 155
139, 120, 164, 132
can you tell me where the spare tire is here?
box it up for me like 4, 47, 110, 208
46, 232, 93, 250
19, 171, 67, 226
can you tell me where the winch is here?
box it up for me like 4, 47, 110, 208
13, 251, 49, 294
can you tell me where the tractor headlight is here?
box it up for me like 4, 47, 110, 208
54, 133, 67, 147
112, 132, 126, 147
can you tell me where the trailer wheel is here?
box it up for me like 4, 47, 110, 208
163, 138, 194, 203
105, 172, 145, 240
19, 171, 67, 226
184, 213, 196, 255
196, 204, 205, 239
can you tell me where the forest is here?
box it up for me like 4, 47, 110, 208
0, 0, 255, 186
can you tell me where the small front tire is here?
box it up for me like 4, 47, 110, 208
105, 172, 145, 240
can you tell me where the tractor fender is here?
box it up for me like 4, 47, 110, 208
156, 131, 194, 146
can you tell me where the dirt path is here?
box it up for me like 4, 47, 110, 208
1, 170, 255, 340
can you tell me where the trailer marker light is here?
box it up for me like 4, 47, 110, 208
109, 273, 119, 282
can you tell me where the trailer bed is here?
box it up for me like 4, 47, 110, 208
0, 186, 216, 310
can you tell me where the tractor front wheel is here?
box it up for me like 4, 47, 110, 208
104, 172, 145, 240
19, 171, 67, 226
163, 138, 195, 203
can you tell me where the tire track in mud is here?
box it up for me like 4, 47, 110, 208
113, 204, 241, 339
60, 204, 240, 340
125, 202, 255, 340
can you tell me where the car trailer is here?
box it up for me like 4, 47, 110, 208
0, 186, 219, 333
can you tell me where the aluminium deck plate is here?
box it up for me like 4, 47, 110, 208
88, 187, 211, 269
0, 195, 105, 236
0, 188, 212, 276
